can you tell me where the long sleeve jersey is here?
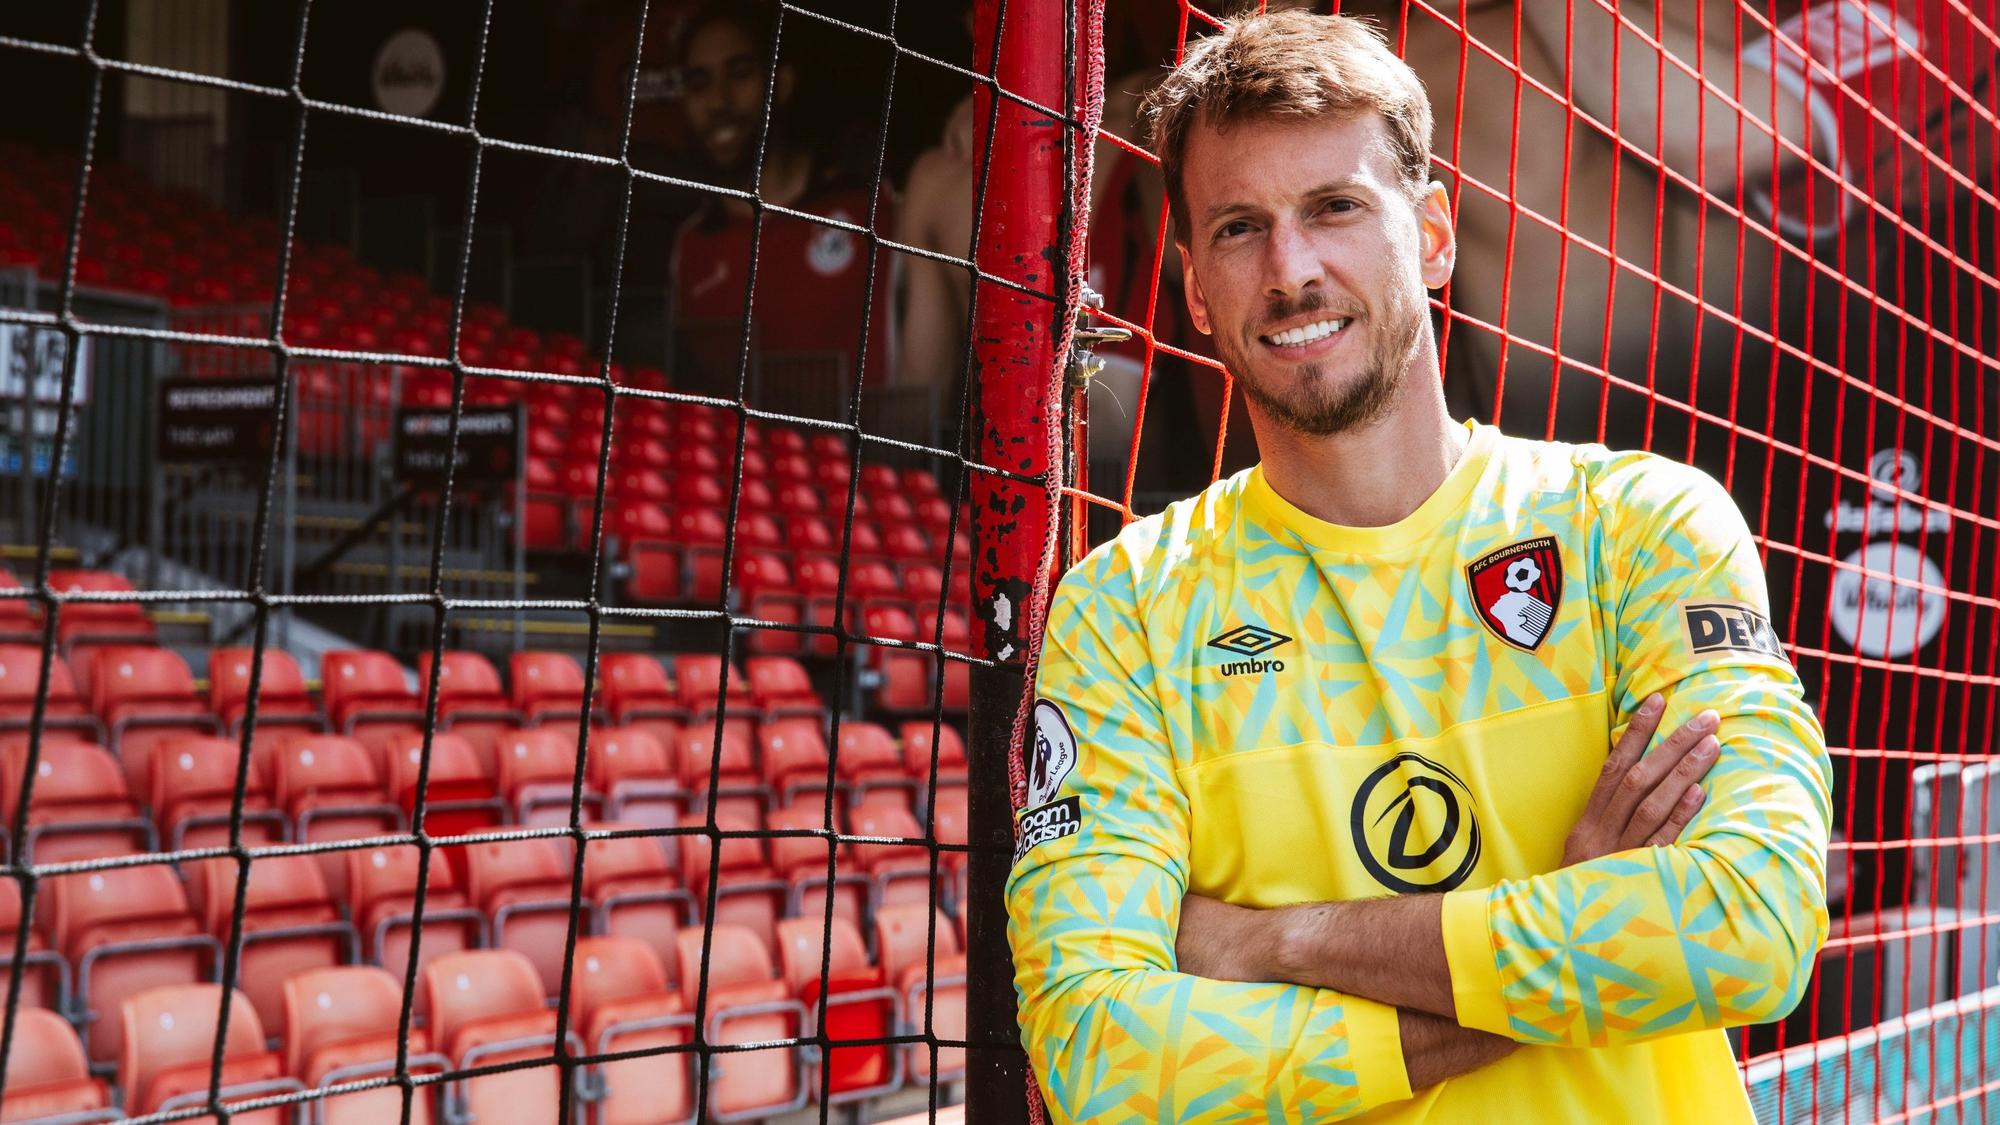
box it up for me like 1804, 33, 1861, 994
1006, 419, 1832, 1123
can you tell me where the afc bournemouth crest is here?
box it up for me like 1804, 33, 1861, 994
1466, 535, 1563, 651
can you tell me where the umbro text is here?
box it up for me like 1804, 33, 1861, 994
1218, 658, 1285, 677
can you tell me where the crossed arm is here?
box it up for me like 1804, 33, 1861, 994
1169, 697, 1724, 1089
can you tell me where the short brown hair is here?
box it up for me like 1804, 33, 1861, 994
1142, 10, 1434, 243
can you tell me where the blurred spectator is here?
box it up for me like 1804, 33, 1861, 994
669, 0, 895, 420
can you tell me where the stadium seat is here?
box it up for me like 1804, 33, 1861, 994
918, 608, 973, 713
565, 937, 695, 1125
320, 650, 424, 738
679, 811, 786, 952
673, 654, 756, 727
581, 829, 694, 980
345, 845, 486, 1016
90, 646, 221, 797
0, 883, 62, 1018
899, 721, 968, 783
0, 564, 40, 646
45, 864, 219, 1063
793, 555, 848, 658
268, 735, 400, 900
495, 726, 600, 826
774, 916, 902, 1103
673, 925, 807, 1121
416, 651, 522, 754
458, 836, 589, 997
283, 965, 445, 1125
766, 801, 868, 936
148, 736, 286, 852
861, 607, 935, 713
0, 645, 100, 741
744, 656, 824, 720
423, 950, 578, 1125
595, 653, 685, 734
118, 985, 298, 1123
677, 720, 765, 821
206, 646, 324, 749
0, 1008, 110, 1121
0, 735, 154, 863
759, 717, 835, 809
186, 856, 358, 1038
45, 570, 156, 657
737, 554, 803, 655
509, 651, 604, 727
836, 721, 918, 812
585, 726, 683, 832
849, 800, 940, 913
874, 905, 968, 1085
366, 730, 504, 837
621, 521, 685, 604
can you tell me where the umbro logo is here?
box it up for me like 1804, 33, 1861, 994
1209, 625, 1291, 676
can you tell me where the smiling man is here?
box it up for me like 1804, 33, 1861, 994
668, 0, 892, 405
1004, 11, 1832, 1123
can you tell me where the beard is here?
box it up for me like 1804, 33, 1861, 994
1216, 288, 1424, 438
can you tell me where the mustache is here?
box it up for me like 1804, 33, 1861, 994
1257, 290, 1362, 333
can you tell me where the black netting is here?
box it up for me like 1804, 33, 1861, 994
0, 1, 1085, 1121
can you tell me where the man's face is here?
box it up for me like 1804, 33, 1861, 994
681, 21, 775, 173
1178, 111, 1453, 438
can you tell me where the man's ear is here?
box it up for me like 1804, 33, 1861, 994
1180, 242, 1213, 336
1417, 181, 1456, 290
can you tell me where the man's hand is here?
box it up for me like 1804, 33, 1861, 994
1562, 694, 1719, 867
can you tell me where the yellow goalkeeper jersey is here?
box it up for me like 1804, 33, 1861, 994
1006, 419, 1831, 1123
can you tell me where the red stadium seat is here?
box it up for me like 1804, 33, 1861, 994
566, 937, 695, 1125
917, 608, 973, 713
423, 950, 577, 1125
268, 735, 400, 900
759, 717, 835, 808
899, 721, 968, 782
671, 508, 730, 604
119, 985, 296, 1123
0, 563, 40, 645
0, 645, 100, 741
595, 653, 686, 732
862, 607, 937, 714
849, 800, 939, 913
186, 856, 357, 1036
582, 829, 694, 977
345, 845, 485, 1016
283, 965, 445, 1125
673, 654, 755, 726
793, 556, 849, 657
766, 801, 868, 936
737, 554, 802, 656
366, 730, 504, 837
206, 647, 324, 748
416, 651, 521, 754
744, 656, 823, 720
509, 650, 602, 727
494, 726, 600, 826
0, 1008, 110, 1121
320, 650, 424, 738
45, 570, 155, 656
673, 925, 807, 1121
0, 735, 154, 862
588, 726, 686, 830
457, 836, 588, 997
874, 905, 967, 1085
837, 721, 918, 812
680, 811, 786, 952
90, 645, 221, 797
45, 864, 218, 1063
148, 736, 286, 852
677, 720, 765, 821
619, 515, 685, 603
0, 881, 67, 1015
775, 916, 902, 1103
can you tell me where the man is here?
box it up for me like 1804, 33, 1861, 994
1005, 11, 1832, 1122
669, 1, 893, 418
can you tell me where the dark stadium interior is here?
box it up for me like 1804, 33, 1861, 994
0, 0, 1998, 1121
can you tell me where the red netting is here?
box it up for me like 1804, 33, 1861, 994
1057, 1, 2000, 1119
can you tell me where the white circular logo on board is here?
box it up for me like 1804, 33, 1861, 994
1829, 540, 1946, 658
373, 30, 446, 118
806, 211, 858, 276
1026, 699, 1078, 808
